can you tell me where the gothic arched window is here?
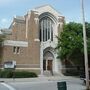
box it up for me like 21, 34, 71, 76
39, 17, 54, 42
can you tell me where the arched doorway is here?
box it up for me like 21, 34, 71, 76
43, 51, 54, 74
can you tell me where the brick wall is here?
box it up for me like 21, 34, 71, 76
2, 11, 40, 71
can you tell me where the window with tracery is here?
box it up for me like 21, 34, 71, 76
39, 17, 54, 42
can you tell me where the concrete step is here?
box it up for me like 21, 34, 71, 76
43, 71, 52, 76
43, 71, 63, 77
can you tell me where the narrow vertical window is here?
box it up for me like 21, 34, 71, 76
48, 19, 50, 39
17, 47, 20, 54
13, 47, 20, 54
13, 47, 16, 54
51, 23, 53, 41
39, 28, 41, 41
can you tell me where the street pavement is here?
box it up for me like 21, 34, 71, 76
0, 76, 86, 90
0, 83, 9, 90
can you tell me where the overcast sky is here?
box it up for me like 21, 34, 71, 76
0, 0, 90, 28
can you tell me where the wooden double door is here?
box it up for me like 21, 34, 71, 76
43, 60, 53, 71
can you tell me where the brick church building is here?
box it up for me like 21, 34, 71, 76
0, 5, 64, 75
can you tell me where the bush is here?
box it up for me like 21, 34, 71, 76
0, 70, 13, 78
0, 70, 37, 78
14, 71, 37, 78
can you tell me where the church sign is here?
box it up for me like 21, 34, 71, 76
4, 61, 16, 69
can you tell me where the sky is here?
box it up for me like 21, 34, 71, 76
0, 0, 90, 28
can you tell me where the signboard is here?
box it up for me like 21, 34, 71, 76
4, 61, 16, 69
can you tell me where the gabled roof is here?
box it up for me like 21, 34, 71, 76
14, 16, 25, 21
33, 5, 63, 17
9, 16, 25, 29
9, 5, 64, 30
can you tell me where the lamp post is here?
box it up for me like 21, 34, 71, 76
81, 0, 89, 89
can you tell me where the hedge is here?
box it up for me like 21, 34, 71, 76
0, 70, 38, 78
14, 71, 37, 78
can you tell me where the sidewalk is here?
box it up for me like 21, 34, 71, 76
0, 75, 85, 82
0, 76, 86, 90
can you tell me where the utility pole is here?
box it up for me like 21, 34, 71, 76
81, 0, 89, 89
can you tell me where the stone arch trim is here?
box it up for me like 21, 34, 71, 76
43, 47, 55, 55
39, 12, 57, 24
43, 51, 54, 60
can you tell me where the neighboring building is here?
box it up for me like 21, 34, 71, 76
0, 5, 64, 75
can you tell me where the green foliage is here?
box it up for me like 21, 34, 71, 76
14, 71, 37, 78
86, 22, 90, 38
87, 38, 90, 53
0, 70, 13, 78
56, 22, 83, 61
56, 22, 90, 66
0, 70, 38, 78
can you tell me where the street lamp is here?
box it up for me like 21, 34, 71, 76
81, 0, 89, 89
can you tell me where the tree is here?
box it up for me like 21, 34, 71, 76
56, 22, 90, 67
56, 22, 90, 66
57, 22, 83, 60
86, 22, 90, 38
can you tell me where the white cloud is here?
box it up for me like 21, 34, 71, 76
1, 18, 8, 23
0, 18, 10, 28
